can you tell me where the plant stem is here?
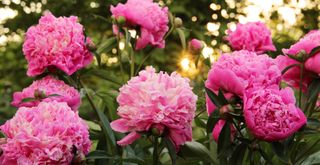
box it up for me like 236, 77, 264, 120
116, 32, 125, 83
299, 63, 304, 108
130, 48, 135, 77
153, 136, 159, 165
135, 50, 153, 76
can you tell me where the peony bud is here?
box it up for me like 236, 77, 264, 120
151, 124, 165, 137
34, 89, 46, 99
188, 39, 203, 55
115, 16, 126, 26
174, 17, 183, 28
86, 39, 96, 52
219, 104, 234, 120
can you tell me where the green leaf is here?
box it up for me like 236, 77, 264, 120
96, 37, 117, 54
95, 107, 116, 148
309, 45, 320, 57
271, 142, 287, 162
217, 121, 231, 157
163, 137, 177, 165
259, 148, 274, 165
86, 150, 114, 160
281, 63, 300, 75
46, 94, 61, 98
205, 87, 223, 108
176, 28, 186, 49
21, 97, 36, 103
286, 54, 303, 62
83, 69, 122, 86
229, 143, 247, 165
206, 109, 220, 133
179, 141, 217, 164
218, 89, 228, 105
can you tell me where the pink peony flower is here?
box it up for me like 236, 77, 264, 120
11, 75, 81, 111
0, 101, 91, 164
188, 39, 203, 54
110, 66, 197, 150
110, 0, 169, 50
205, 50, 281, 101
23, 12, 93, 76
244, 86, 306, 141
226, 22, 276, 54
282, 30, 320, 74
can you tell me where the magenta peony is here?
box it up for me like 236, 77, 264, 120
244, 86, 306, 141
11, 75, 81, 111
110, 66, 197, 149
226, 22, 276, 54
205, 50, 281, 100
282, 30, 320, 74
23, 12, 93, 76
0, 101, 91, 164
110, 0, 169, 50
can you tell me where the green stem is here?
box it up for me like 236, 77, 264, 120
130, 49, 135, 77
299, 63, 304, 108
153, 136, 159, 165
116, 32, 125, 83
135, 51, 153, 76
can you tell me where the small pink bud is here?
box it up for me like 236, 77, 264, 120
151, 124, 165, 137
34, 89, 46, 99
86, 39, 96, 52
188, 39, 203, 55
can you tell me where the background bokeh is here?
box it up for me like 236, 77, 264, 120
0, 0, 320, 124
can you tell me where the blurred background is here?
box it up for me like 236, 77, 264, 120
0, 0, 320, 124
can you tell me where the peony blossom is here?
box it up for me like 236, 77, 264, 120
110, 66, 197, 150
188, 39, 203, 54
205, 50, 281, 101
0, 101, 91, 164
23, 12, 93, 76
226, 22, 276, 54
282, 30, 320, 75
110, 0, 169, 50
11, 75, 81, 111
244, 86, 306, 141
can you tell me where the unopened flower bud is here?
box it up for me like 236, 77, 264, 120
115, 16, 126, 26
34, 89, 46, 99
296, 50, 307, 61
188, 39, 203, 55
219, 104, 234, 120
174, 17, 183, 28
86, 39, 96, 52
151, 124, 165, 137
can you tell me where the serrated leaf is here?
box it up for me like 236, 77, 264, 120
163, 137, 177, 165
179, 141, 216, 164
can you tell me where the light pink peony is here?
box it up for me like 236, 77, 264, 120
244, 86, 306, 141
11, 75, 81, 111
110, 66, 197, 150
110, 0, 169, 50
205, 50, 281, 101
226, 22, 276, 54
188, 39, 203, 54
282, 30, 320, 74
0, 101, 91, 164
23, 12, 93, 76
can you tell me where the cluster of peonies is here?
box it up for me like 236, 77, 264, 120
226, 21, 276, 54
110, 0, 169, 50
206, 50, 307, 141
1, 13, 92, 164
111, 66, 197, 149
